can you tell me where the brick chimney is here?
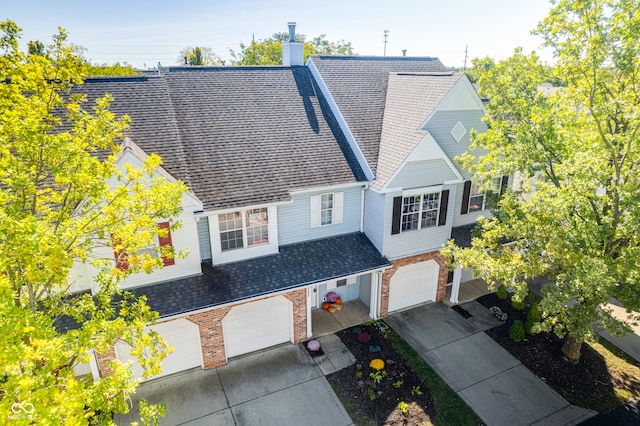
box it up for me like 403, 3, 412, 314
282, 22, 304, 66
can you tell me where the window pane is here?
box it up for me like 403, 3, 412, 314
468, 191, 484, 212
422, 210, 438, 228
421, 192, 440, 228
320, 193, 333, 225
220, 212, 245, 252
246, 208, 269, 246
221, 229, 244, 251
402, 196, 420, 213
401, 212, 419, 231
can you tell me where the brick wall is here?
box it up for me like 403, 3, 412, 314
379, 250, 449, 318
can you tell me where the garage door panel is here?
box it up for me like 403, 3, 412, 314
389, 260, 439, 313
223, 296, 292, 359
115, 318, 202, 381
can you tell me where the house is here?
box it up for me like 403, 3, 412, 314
308, 56, 504, 311
69, 24, 498, 380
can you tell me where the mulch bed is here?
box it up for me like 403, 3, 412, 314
327, 323, 436, 426
473, 293, 640, 411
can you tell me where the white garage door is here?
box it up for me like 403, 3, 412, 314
115, 318, 202, 381
223, 295, 292, 359
388, 260, 439, 313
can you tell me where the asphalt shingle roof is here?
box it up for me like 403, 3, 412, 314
310, 56, 449, 175
451, 224, 477, 248
128, 232, 389, 318
81, 67, 366, 211
374, 72, 462, 189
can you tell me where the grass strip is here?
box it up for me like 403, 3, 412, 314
385, 325, 482, 426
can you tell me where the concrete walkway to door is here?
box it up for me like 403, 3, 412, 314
385, 303, 597, 426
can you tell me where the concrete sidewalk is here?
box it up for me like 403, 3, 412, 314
116, 344, 353, 425
385, 303, 597, 426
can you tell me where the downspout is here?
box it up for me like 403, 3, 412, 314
306, 287, 313, 338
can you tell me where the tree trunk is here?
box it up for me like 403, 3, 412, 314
562, 335, 582, 363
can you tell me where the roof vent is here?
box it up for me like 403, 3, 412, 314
288, 22, 296, 42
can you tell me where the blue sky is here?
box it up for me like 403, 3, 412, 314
5, 0, 554, 69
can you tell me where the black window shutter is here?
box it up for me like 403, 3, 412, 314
391, 196, 402, 235
438, 190, 449, 226
500, 175, 509, 195
461, 181, 471, 214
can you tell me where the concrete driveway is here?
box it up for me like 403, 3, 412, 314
385, 303, 597, 426
116, 344, 353, 425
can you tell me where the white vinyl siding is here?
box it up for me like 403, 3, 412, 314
388, 159, 458, 190
197, 217, 212, 260
422, 110, 487, 180
278, 187, 361, 245
117, 213, 202, 289
384, 186, 455, 259
310, 192, 344, 228
363, 189, 386, 253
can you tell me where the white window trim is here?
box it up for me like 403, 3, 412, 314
310, 192, 344, 228
468, 180, 498, 213
400, 191, 441, 233
209, 207, 279, 265
219, 208, 269, 252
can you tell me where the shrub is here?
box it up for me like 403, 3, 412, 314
525, 303, 542, 334
497, 284, 508, 300
511, 299, 525, 311
509, 320, 526, 342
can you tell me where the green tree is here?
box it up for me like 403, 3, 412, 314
27, 37, 138, 76
0, 20, 186, 423
178, 46, 222, 66
82, 61, 139, 76
230, 32, 354, 65
445, 0, 640, 363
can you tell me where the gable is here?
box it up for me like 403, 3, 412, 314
384, 132, 463, 191
372, 72, 463, 190
435, 77, 486, 113
113, 139, 203, 213
388, 159, 459, 190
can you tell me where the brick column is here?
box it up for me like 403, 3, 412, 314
188, 307, 230, 370
284, 288, 307, 343
96, 345, 117, 377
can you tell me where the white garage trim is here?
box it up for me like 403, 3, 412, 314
388, 259, 439, 312
115, 318, 203, 381
223, 295, 293, 359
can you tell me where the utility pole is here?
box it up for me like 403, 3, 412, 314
463, 44, 468, 71
383, 30, 389, 56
